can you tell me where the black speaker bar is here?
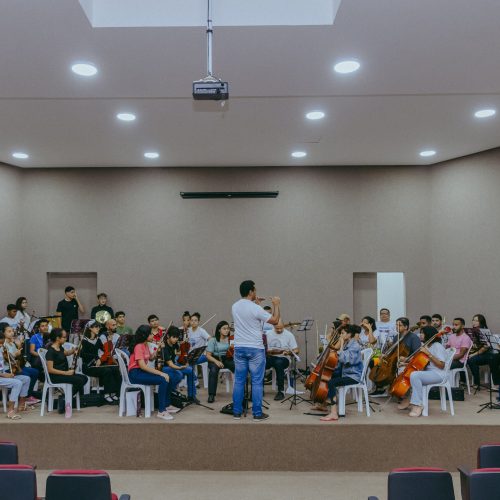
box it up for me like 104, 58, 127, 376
180, 191, 279, 199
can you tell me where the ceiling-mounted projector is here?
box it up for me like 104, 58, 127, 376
193, 0, 229, 101
193, 77, 229, 101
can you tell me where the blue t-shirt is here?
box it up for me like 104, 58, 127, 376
30, 333, 44, 352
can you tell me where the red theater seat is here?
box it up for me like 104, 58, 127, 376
0, 441, 18, 465
45, 469, 130, 500
0, 464, 38, 500
477, 443, 500, 468
458, 466, 500, 500
379, 467, 455, 500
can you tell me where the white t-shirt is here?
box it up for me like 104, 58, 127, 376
0, 316, 18, 329
14, 311, 31, 329
188, 327, 210, 350
359, 328, 384, 349
232, 298, 272, 349
376, 321, 396, 347
426, 342, 447, 373
266, 329, 298, 357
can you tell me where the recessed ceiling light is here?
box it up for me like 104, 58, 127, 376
116, 113, 136, 122
306, 111, 325, 120
144, 152, 160, 159
334, 60, 361, 74
474, 109, 496, 118
291, 151, 307, 158
419, 150, 436, 157
71, 63, 98, 77
12, 152, 29, 159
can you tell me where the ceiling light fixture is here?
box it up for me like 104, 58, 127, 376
144, 152, 160, 159
474, 109, 496, 118
334, 60, 360, 74
12, 152, 29, 159
71, 63, 98, 77
306, 111, 325, 120
419, 150, 436, 158
291, 151, 307, 158
116, 113, 136, 122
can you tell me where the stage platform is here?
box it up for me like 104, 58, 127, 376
2, 385, 499, 472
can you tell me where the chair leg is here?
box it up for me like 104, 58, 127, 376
357, 388, 363, 412
40, 386, 48, 417
363, 386, 371, 417
202, 363, 208, 389
48, 388, 53, 413
338, 387, 345, 416
446, 384, 455, 416
76, 392, 80, 411
440, 386, 447, 411
271, 369, 276, 391
143, 387, 151, 418
118, 385, 125, 416
464, 369, 471, 395
422, 387, 429, 417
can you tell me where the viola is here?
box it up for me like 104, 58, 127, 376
100, 339, 117, 366
225, 335, 235, 360
2, 346, 21, 375
176, 340, 191, 365
389, 327, 451, 398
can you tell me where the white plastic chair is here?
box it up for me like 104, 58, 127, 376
449, 343, 473, 395
1, 387, 8, 412
422, 348, 456, 417
219, 368, 234, 393
337, 348, 373, 417
115, 348, 155, 418
38, 349, 80, 417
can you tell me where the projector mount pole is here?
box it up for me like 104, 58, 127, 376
206, 0, 214, 80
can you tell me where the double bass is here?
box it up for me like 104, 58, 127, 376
389, 327, 451, 398
305, 327, 342, 404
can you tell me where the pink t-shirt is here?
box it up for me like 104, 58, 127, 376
446, 333, 473, 363
128, 343, 150, 371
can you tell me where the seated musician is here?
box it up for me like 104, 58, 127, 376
467, 314, 494, 388
148, 314, 165, 344
46, 328, 88, 418
265, 320, 299, 401
29, 319, 49, 373
359, 316, 383, 349
205, 321, 235, 403
80, 320, 121, 404
313, 325, 363, 421
99, 319, 120, 347
398, 326, 448, 417
0, 304, 20, 329
446, 317, 473, 373
0, 325, 33, 419
115, 311, 134, 337
188, 312, 210, 365
3, 323, 40, 404
161, 326, 199, 404
128, 325, 177, 421
414, 315, 432, 342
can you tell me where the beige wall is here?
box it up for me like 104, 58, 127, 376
13, 165, 431, 351
431, 148, 500, 330
0, 164, 23, 306
3, 149, 498, 347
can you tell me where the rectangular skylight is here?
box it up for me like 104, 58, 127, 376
79, 0, 342, 27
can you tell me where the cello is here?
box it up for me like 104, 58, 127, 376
389, 327, 451, 398
305, 327, 342, 404
369, 333, 410, 386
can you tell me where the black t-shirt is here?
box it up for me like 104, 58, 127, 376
56, 298, 79, 332
46, 346, 69, 371
91, 305, 114, 320
80, 337, 104, 367
162, 343, 178, 364
402, 332, 421, 355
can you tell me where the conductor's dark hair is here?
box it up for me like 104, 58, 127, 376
240, 280, 255, 297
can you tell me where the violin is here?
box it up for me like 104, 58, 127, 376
100, 337, 117, 366
225, 335, 235, 360
3, 346, 21, 375
305, 328, 341, 404
389, 327, 451, 398
176, 340, 191, 365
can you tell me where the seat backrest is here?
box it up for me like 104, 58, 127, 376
115, 349, 131, 385
0, 465, 37, 500
0, 441, 18, 465
38, 348, 54, 385
443, 348, 456, 373
478, 444, 500, 468
360, 348, 374, 381
45, 470, 113, 500
462, 468, 500, 500
388, 468, 455, 500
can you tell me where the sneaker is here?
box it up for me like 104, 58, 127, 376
166, 405, 180, 413
274, 392, 285, 401
111, 395, 119, 401
157, 411, 174, 421
104, 395, 114, 404
65, 402, 72, 419
253, 413, 270, 422
233, 413, 242, 420
370, 389, 388, 398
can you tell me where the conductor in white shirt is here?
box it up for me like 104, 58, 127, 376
232, 280, 280, 421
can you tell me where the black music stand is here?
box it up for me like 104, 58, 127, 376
178, 346, 214, 412
477, 330, 500, 412
281, 352, 311, 409
297, 318, 314, 376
